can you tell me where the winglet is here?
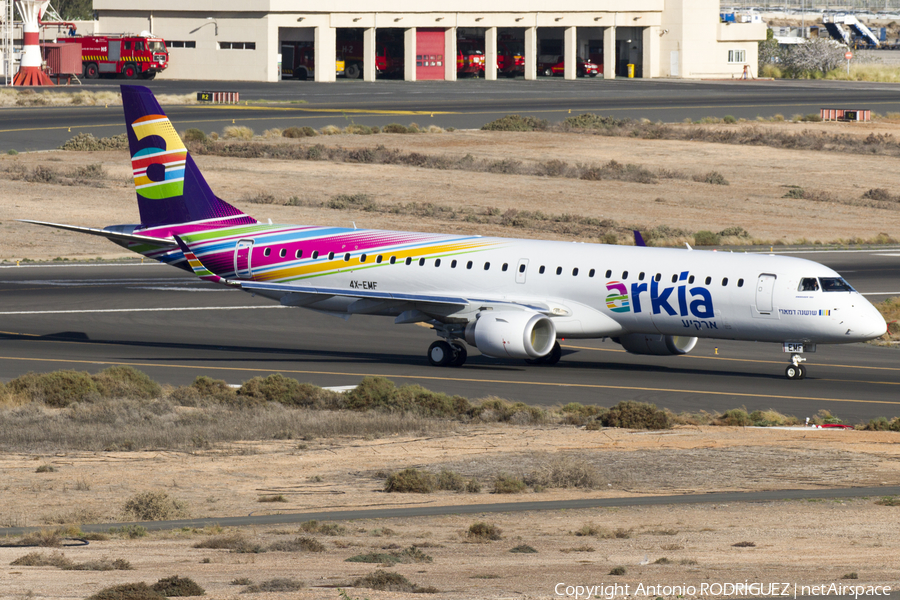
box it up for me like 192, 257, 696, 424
173, 235, 237, 286
633, 230, 646, 247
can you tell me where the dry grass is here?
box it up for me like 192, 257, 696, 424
0, 89, 197, 107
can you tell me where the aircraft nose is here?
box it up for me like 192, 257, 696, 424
859, 303, 887, 339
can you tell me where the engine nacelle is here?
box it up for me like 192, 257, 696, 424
615, 333, 698, 356
465, 311, 556, 359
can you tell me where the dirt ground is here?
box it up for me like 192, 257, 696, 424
1, 426, 899, 600
4, 120, 900, 261
1, 123, 900, 598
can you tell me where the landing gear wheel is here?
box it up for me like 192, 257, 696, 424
544, 341, 562, 365
428, 340, 453, 367
449, 342, 468, 367
525, 341, 562, 366
785, 365, 806, 380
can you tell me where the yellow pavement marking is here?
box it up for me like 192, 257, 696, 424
204, 105, 454, 115
0, 354, 897, 407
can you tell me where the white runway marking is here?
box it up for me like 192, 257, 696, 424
0, 306, 285, 316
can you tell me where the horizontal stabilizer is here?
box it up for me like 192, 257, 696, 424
19, 220, 175, 247
173, 235, 236, 286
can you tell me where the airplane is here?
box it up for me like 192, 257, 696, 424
22, 85, 888, 380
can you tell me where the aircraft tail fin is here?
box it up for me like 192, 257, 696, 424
633, 230, 647, 247
121, 85, 257, 233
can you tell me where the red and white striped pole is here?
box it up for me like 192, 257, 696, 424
13, 0, 53, 86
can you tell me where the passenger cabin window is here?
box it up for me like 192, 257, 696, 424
655, 273, 661, 282
484, 262, 490, 270
722, 277, 728, 286
263, 248, 271, 257
622, 271, 628, 280
312, 251, 319, 259
572, 268, 579, 276
671, 274, 678, 283
405, 257, 412, 265
360, 254, 367, 262
689, 275, 695, 284
279, 249, 286, 258
519, 264, 526, 273
328, 252, 335, 260
799, 277, 819, 292
390, 256, 396, 264
295, 249, 302, 259
467, 261, 473, 269
705, 276, 711, 285
737, 278, 744, 287
435, 259, 441, 267
344, 253, 350, 261
820, 277, 854, 292
556, 267, 562, 275
589, 269, 595, 278
451, 260, 457, 268
639, 272, 645, 280
502, 263, 509, 272
419, 258, 425, 266
605, 270, 612, 278
376, 255, 383, 263
539, 266, 546, 274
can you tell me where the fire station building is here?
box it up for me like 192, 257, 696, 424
92, 0, 766, 82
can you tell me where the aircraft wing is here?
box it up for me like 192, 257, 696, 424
19, 220, 176, 248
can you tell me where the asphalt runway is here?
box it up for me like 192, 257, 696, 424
4, 78, 900, 152
0, 249, 898, 423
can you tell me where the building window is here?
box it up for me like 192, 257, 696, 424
167, 41, 196, 49
219, 42, 256, 50
728, 49, 746, 63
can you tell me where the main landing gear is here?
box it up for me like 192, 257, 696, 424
427, 340, 467, 367
525, 340, 562, 366
785, 353, 807, 380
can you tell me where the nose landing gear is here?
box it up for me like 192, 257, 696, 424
785, 353, 807, 380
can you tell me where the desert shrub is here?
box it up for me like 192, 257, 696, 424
87, 583, 165, 600
864, 417, 900, 432
466, 478, 482, 493
122, 491, 188, 521
693, 230, 720, 246
733, 541, 756, 547
7, 370, 98, 407
237, 373, 328, 407
298, 520, 346, 535
492, 473, 526, 494
70, 163, 106, 184
223, 126, 254, 140
346, 547, 431, 565
345, 124, 374, 135
723, 115, 737, 124
482, 114, 549, 131
467, 522, 502, 541
382, 123, 409, 134
609, 566, 627, 575
68, 558, 132, 571
282, 126, 317, 138
150, 576, 204, 597
561, 113, 629, 130
171, 376, 236, 405
257, 494, 287, 503
11, 551, 72, 568
473, 397, 544, 424
108, 525, 147, 539
60, 132, 129, 151
718, 226, 750, 238
352, 570, 436, 593
384, 468, 437, 493
325, 193, 377, 211
574, 523, 609, 537
509, 544, 537, 553
244, 578, 304, 593
875, 496, 900, 506
36, 464, 56, 473
527, 455, 601, 489
694, 171, 729, 185
267, 536, 325, 552
748, 409, 797, 427
193, 534, 261, 553
182, 129, 206, 142
93, 366, 161, 400
600, 401, 670, 429
436, 469, 467, 491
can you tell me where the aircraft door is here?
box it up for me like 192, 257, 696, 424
516, 258, 529, 284
234, 239, 254, 279
756, 273, 776, 314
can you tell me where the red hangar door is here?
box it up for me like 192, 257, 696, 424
416, 28, 445, 80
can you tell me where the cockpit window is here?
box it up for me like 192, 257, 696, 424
820, 277, 855, 292
798, 277, 819, 292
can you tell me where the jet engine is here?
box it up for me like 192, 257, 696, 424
614, 333, 698, 356
465, 311, 556, 359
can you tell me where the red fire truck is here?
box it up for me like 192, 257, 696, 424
338, 40, 404, 79
280, 42, 345, 80
59, 34, 169, 80
457, 39, 485, 76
